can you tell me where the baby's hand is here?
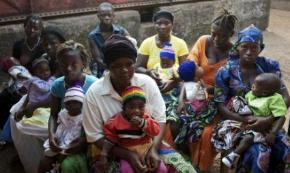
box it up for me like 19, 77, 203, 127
130, 116, 144, 126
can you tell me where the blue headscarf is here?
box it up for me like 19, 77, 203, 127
178, 60, 196, 82
236, 24, 265, 50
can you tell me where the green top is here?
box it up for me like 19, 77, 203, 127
245, 91, 287, 117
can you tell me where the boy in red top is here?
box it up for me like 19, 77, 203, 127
101, 86, 167, 173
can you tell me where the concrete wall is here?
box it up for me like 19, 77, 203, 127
0, 0, 271, 57
271, 0, 290, 10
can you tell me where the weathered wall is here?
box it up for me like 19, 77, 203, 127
0, 0, 271, 57
271, 0, 290, 10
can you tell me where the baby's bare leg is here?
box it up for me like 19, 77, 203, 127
234, 134, 254, 155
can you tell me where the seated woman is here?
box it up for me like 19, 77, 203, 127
82, 35, 196, 173
164, 10, 238, 172
11, 40, 97, 173
135, 10, 188, 93
0, 15, 45, 148
42, 26, 66, 77
213, 25, 290, 173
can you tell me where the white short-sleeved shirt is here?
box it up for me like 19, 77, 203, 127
82, 73, 166, 143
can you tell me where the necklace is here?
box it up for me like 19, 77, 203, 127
25, 37, 40, 51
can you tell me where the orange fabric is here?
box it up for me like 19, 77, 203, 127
188, 35, 227, 86
186, 35, 227, 171
189, 115, 220, 171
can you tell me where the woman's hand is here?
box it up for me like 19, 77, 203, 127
145, 146, 160, 172
205, 86, 215, 95
64, 137, 86, 154
246, 117, 274, 132
265, 132, 276, 145
15, 108, 25, 122
23, 104, 35, 118
177, 101, 185, 114
127, 151, 147, 173
160, 80, 178, 93
49, 135, 62, 153
147, 70, 162, 85
92, 154, 109, 172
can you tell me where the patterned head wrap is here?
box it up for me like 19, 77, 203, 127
236, 24, 264, 50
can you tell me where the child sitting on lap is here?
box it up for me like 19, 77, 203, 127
44, 86, 85, 156
39, 86, 86, 173
100, 86, 167, 173
174, 60, 216, 143
222, 73, 288, 168
15, 57, 55, 121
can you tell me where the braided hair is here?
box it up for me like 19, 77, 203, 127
212, 9, 238, 32
56, 40, 89, 66
24, 14, 43, 28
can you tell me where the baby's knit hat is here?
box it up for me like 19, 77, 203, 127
122, 86, 146, 106
64, 86, 85, 103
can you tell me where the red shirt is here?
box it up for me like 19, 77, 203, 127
103, 112, 160, 147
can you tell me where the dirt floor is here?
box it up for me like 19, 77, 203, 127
0, 8, 290, 173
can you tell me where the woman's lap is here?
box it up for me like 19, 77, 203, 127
61, 153, 88, 173
163, 115, 219, 172
190, 115, 219, 171
238, 131, 290, 173
10, 115, 44, 173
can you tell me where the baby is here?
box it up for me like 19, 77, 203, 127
43, 86, 85, 156
174, 60, 217, 143
153, 43, 179, 89
100, 86, 167, 173
222, 73, 288, 168
15, 58, 55, 121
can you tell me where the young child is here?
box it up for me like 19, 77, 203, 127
43, 86, 85, 156
15, 57, 55, 121
38, 86, 86, 173
153, 43, 179, 89
174, 60, 216, 143
100, 86, 167, 173
222, 73, 288, 168
42, 40, 96, 173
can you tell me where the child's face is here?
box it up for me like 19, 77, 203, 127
34, 62, 51, 81
65, 100, 82, 116
43, 34, 62, 59
58, 50, 84, 82
123, 99, 145, 121
252, 80, 271, 97
160, 58, 175, 68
